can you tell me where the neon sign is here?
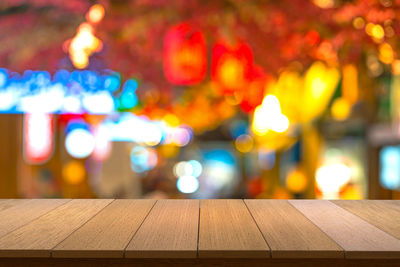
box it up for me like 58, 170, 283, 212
0, 69, 138, 114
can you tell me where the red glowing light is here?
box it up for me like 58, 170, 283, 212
163, 23, 207, 85
239, 65, 268, 113
305, 30, 320, 46
211, 41, 254, 95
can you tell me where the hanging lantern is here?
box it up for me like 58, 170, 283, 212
163, 23, 207, 85
211, 41, 254, 95
239, 65, 267, 113
301, 61, 340, 122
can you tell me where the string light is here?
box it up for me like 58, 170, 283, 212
86, 4, 105, 24
67, 4, 105, 69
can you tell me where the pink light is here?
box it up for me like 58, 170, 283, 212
23, 113, 54, 164
91, 124, 112, 161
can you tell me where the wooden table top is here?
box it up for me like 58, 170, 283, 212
0, 199, 399, 265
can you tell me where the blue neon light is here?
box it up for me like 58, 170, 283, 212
0, 69, 139, 114
380, 146, 400, 190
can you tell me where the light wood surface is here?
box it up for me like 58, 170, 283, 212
125, 200, 199, 258
0, 199, 30, 212
0, 199, 112, 257
0, 199, 70, 239
198, 199, 269, 258
53, 199, 156, 258
245, 199, 343, 258
0, 199, 399, 261
332, 200, 400, 240
289, 200, 400, 259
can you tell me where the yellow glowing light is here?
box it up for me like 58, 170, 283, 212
62, 161, 86, 185
252, 95, 289, 135
371, 24, 385, 40
86, 4, 105, 24
331, 97, 351, 121
68, 22, 102, 69
286, 168, 307, 193
352, 17, 365, 29
310, 77, 327, 97
392, 60, 400, 75
312, 0, 334, 8
71, 51, 89, 69
342, 64, 358, 104
365, 23, 375, 36
316, 163, 351, 199
219, 57, 244, 89
253, 106, 269, 135
271, 114, 289, 133
261, 94, 281, 113
340, 185, 363, 200
235, 134, 254, 153
303, 62, 340, 122
379, 43, 394, 64
163, 114, 180, 127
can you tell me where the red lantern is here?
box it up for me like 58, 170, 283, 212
239, 65, 268, 113
211, 41, 254, 94
163, 23, 207, 85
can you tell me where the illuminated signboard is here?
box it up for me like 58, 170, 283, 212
0, 69, 138, 114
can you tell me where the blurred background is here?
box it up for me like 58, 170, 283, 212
0, 0, 400, 200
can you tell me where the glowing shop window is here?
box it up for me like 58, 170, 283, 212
380, 146, 400, 190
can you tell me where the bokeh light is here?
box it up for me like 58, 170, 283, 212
380, 146, 400, 190
173, 160, 202, 178
130, 146, 158, 173
331, 98, 351, 121
252, 95, 289, 135
286, 168, 307, 193
86, 4, 105, 24
177, 175, 199, 193
65, 128, 95, 159
235, 134, 254, 153
62, 160, 86, 185
316, 163, 352, 198
23, 113, 54, 164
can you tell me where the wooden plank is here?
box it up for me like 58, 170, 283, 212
0, 199, 113, 257
198, 199, 269, 258
125, 200, 199, 258
2, 258, 400, 267
0, 199, 70, 239
289, 200, 400, 259
0, 199, 30, 213
245, 199, 343, 258
332, 200, 400, 240
53, 199, 156, 258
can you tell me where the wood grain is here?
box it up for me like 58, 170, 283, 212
0, 199, 70, 239
198, 199, 269, 258
289, 200, 400, 259
0, 199, 30, 213
0, 199, 113, 257
332, 200, 400, 240
125, 200, 199, 258
53, 199, 156, 258
245, 199, 343, 258
2, 258, 400, 267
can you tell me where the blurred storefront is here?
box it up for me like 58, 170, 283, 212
1, 0, 400, 199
